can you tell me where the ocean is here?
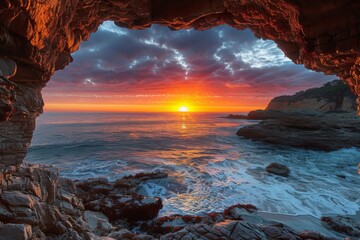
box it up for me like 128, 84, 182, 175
26, 112, 360, 218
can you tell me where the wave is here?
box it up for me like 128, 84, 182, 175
26, 112, 360, 218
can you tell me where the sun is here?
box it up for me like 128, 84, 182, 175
178, 106, 189, 112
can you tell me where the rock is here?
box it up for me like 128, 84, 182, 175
262, 224, 301, 239
299, 230, 325, 240
132, 234, 155, 240
236, 82, 360, 151
265, 163, 291, 177
321, 215, 360, 237
224, 204, 258, 220
84, 211, 113, 236
0, 203, 13, 222
237, 114, 360, 151
0, 223, 32, 240
85, 194, 163, 222
0, 57, 17, 78
247, 110, 307, 120
0, 164, 347, 240
224, 114, 248, 119
266, 80, 357, 113
0, 165, 95, 239
1, 191, 35, 208
160, 220, 267, 240
0, 0, 360, 169
107, 229, 135, 239
148, 215, 208, 235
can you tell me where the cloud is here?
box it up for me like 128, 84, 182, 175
46, 22, 335, 110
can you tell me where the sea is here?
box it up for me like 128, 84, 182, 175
26, 112, 360, 219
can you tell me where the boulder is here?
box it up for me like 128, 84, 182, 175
262, 224, 301, 240
1, 191, 35, 208
265, 163, 290, 177
224, 204, 258, 220
107, 229, 135, 239
84, 211, 113, 236
0, 223, 32, 240
321, 215, 360, 237
85, 194, 163, 222
132, 234, 155, 240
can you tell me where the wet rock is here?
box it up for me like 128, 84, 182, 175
0, 223, 32, 240
85, 194, 162, 222
84, 210, 113, 236
237, 114, 360, 151
76, 171, 168, 205
265, 163, 291, 177
321, 215, 360, 237
160, 220, 267, 240
0, 164, 350, 240
262, 224, 301, 239
148, 214, 208, 234
224, 204, 258, 220
76, 178, 113, 194
299, 230, 326, 240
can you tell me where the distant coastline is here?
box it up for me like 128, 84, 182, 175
227, 80, 360, 151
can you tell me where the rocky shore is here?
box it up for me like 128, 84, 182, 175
228, 81, 360, 151
0, 164, 358, 239
237, 113, 360, 151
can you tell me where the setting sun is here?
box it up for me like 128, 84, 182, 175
178, 106, 189, 112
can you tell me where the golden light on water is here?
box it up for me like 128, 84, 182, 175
178, 106, 189, 112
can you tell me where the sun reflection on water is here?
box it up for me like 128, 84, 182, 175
180, 112, 188, 130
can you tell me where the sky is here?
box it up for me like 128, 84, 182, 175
44, 21, 335, 113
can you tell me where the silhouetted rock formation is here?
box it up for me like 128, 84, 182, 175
224, 114, 248, 119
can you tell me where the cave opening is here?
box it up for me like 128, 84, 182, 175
1, 1, 360, 238
23, 22, 360, 222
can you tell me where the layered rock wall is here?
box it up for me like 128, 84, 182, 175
266, 80, 357, 113
1, 0, 360, 166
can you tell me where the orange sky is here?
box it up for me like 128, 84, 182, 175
43, 91, 269, 113
43, 23, 334, 113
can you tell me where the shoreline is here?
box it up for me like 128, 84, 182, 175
1, 163, 357, 239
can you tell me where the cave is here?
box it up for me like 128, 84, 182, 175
1, 0, 360, 167
1, 0, 360, 239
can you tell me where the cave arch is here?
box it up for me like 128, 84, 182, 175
1, 0, 360, 167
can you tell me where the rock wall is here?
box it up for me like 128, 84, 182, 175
266, 80, 357, 113
1, 0, 360, 166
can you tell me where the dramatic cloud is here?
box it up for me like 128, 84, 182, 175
44, 22, 335, 112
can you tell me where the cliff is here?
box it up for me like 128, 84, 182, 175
236, 82, 360, 151
266, 80, 357, 113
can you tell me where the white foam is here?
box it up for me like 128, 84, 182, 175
140, 147, 360, 218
